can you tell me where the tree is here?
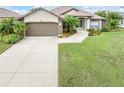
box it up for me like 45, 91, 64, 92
14, 21, 27, 35
65, 15, 80, 33
107, 11, 122, 21
0, 17, 15, 35
96, 11, 122, 21
0, 17, 27, 35
96, 11, 122, 31
95, 10, 107, 18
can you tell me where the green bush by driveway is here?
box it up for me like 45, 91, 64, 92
0, 36, 12, 54
59, 31, 124, 87
0, 18, 26, 54
0, 34, 23, 44
0, 43, 11, 54
0, 17, 27, 44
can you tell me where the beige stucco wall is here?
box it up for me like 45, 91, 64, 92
58, 19, 63, 35
24, 10, 59, 23
99, 20, 102, 29
63, 10, 87, 18
86, 18, 91, 29
64, 10, 78, 15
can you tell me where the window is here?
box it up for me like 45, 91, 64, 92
90, 20, 99, 29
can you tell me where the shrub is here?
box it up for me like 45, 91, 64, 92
0, 34, 2, 42
14, 21, 27, 35
87, 29, 101, 36
0, 18, 27, 44
0, 18, 15, 35
0, 18, 27, 36
101, 24, 121, 32
65, 15, 80, 33
101, 25, 110, 32
1, 34, 23, 44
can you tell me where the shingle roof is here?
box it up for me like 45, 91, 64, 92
0, 8, 21, 18
52, 6, 74, 15
91, 14, 106, 19
52, 6, 93, 17
52, 6, 106, 20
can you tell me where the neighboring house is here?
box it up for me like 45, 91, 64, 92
0, 8, 21, 21
18, 7, 106, 36
119, 12, 124, 28
52, 6, 106, 30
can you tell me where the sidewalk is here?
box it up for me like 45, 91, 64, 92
58, 31, 88, 43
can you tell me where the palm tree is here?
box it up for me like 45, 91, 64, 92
14, 21, 27, 35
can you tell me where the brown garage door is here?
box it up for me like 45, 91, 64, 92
26, 22, 58, 36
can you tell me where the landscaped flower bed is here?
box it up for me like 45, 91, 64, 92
0, 17, 27, 44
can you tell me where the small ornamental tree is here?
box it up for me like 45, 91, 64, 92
65, 15, 80, 34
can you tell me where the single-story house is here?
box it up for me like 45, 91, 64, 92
52, 6, 106, 31
18, 7, 106, 36
0, 8, 21, 21
119, 12, 124, 28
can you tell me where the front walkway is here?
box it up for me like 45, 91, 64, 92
58, 30, 88, 43
0, 37, 57, 87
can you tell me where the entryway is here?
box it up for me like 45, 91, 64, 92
79, 18, 85, 30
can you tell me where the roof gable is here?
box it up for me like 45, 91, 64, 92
52, 6, 75, 15
91, 14, 106, 20
18, 7, 63, 20
52, 6, 93, 17
60, 8, 79, 15
24, 9, 60, 23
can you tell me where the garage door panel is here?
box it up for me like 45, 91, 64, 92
27, 23, 58, 36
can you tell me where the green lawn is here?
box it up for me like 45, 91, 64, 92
59, 31, 124, 87
0, 43, 11, 54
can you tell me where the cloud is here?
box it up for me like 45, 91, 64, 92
0, 6, 29, 15
12, 9, 29, 15
77, 6, 124, 13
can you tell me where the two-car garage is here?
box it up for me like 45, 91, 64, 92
26, 22, 58, 36
19, 8, 63, 36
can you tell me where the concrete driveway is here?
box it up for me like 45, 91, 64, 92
0, 37, 57, 87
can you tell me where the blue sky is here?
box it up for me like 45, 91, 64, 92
1, 6, 124, 14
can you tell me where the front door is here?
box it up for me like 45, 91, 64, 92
79, 19, 85, 30
80, 20, 83, 27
